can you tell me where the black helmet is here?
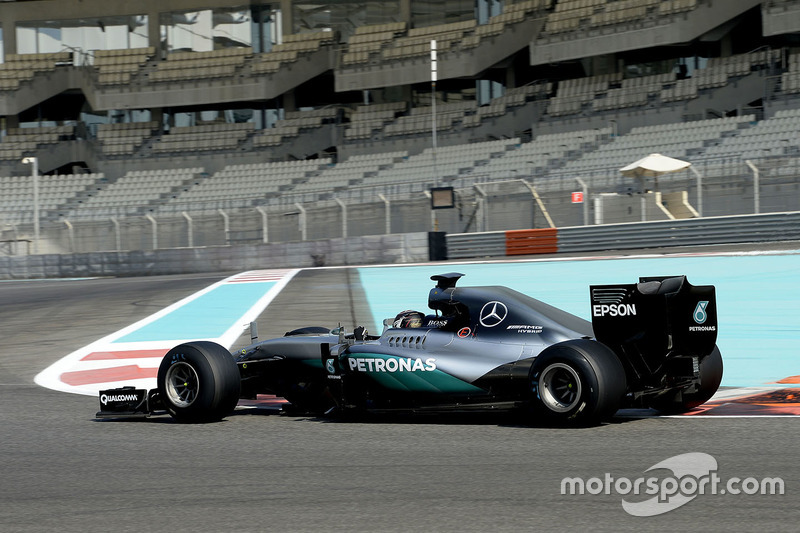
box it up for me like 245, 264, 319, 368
393, 310, 425, 328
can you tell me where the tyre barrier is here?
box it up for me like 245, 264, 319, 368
506, 228, 559, 256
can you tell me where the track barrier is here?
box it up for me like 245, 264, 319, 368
2, 212, 799, 278
445, 212, 800, 259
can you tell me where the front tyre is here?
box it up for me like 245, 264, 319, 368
529, 340, 626, 424
157, 341, 241, 422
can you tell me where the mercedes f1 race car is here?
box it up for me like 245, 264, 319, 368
97, 272, 722, 424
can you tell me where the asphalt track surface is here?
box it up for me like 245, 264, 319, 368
1, 266, 798, 532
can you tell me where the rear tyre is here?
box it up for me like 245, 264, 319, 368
157, 341, 241, 423
529, 339, 626, 424
649, 345, 723, 414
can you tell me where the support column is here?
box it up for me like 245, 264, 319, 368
283, 90, 296, 113
400, 0, 412, 26
150, 108, 164, 131
1, 17, 18, 56
280, 0, 293, 34
505, 66, 516, 90
147, 9, 162, 57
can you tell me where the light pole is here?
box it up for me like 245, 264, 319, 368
430, 39, 440, 232
21, 157, 39, 254
430, 39, 439, 189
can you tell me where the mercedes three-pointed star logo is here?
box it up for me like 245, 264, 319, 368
479, 301, 508, 327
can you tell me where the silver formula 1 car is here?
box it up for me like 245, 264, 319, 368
97, 272, 722, 424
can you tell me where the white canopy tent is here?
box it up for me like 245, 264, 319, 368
619, 153, 692, 181
619, 153, 703, 216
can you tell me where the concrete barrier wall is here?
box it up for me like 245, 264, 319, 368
0, 232, 431, 280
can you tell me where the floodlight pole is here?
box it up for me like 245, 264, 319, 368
22, 157, 40, 254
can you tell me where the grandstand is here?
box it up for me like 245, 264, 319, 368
1, 0, 800, 255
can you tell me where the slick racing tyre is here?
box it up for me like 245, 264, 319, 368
529, 339, 626, 424
157, 341, 241, 423
649, 345, 723, 414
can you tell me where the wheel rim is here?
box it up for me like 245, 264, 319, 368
539, 362, 582, 413
165, 362, 200, 408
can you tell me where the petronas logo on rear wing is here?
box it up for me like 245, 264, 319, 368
689, 300, 716, 332
693, 301, 709, 324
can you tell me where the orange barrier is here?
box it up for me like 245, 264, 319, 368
505, 228, 558, 255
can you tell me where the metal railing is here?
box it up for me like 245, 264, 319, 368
2, 153, 800, 256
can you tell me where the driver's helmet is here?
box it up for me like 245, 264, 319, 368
393, 310, 425, 328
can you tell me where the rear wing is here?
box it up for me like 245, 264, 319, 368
590, 275, 717, 361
